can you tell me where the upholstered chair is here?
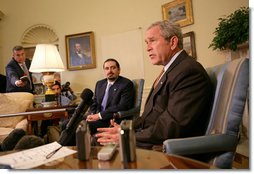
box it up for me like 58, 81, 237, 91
163, 58, 249, 169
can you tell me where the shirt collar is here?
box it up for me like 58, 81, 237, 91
164, 49, 183, 72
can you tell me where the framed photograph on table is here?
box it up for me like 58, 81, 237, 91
183, 31, 196, 59
65, 31, 96, 71
162, 0, 194, 27
34, 83, 45, 95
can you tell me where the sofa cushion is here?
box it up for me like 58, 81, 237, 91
0, 92, 34, 128
0, 92, 34, 142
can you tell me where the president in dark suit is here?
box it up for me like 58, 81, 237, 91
96, 20, 213, 149
86, 58, 135, 135
5, 45, 34, 93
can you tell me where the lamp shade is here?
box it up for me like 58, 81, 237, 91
29, 44, 64, 73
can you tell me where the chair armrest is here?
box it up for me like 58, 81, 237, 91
163, 134, 238, 156
15, 118, 28, 132
115, 107, 140, 119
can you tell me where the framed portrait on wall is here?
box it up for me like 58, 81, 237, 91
162, 0, 194, 27
65, 31, 96, 71
183, 31, 196, 59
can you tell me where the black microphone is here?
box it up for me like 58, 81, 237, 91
58, 88, 93, 146
1, 129, 26, 151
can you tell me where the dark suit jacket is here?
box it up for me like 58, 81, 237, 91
5, 58, 34, 93
134, 51, 213, 147
88, 76, 135, 134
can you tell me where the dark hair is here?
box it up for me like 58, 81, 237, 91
12, 45, 24, 52
53, 80, 61, 87
103, 58, 120, 69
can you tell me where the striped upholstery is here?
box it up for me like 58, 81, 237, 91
163, 58, 249, 168
116, 79, 145, 120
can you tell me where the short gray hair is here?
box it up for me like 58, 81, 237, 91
147, 20, 183, 49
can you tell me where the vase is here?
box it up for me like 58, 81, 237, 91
225, 42, 249, 62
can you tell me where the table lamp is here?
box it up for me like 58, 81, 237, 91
29, 44, 64, 104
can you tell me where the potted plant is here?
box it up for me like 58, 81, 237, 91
209, 7, 249, 52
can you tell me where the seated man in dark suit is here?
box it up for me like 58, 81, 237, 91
96, 20, 213, 149
86, 58, 135, 135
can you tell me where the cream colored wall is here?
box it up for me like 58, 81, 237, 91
0, 0, 248, 94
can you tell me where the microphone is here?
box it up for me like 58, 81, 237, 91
1, 129, 26, 151
58, 88, 93, 146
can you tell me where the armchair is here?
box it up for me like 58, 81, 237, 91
163, 58, 249, 169
114, 79, 144, 120
0, 92, 34, 142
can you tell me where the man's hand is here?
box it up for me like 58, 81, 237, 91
96, 119, 120, 145
86, 113, 100, 122
15, 80, 27, 87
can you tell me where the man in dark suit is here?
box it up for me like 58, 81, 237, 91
96, 20, 213, 149
86, 58, 135, 135
70, 43, 92, 66
5, 45, 34, 93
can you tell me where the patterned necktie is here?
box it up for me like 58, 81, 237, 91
21, 63, 32, 90
153, 68, 164, 89
101, 83, 112, 111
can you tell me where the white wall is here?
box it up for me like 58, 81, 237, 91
0, 0, 249, 93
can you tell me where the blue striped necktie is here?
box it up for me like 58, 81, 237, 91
101, 83, 112, 111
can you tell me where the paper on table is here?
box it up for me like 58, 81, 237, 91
0, 141, 76, 169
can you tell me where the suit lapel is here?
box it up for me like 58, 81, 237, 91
13, 59, 25, 76
99, 80, 108, 104
143, 51, 189, 117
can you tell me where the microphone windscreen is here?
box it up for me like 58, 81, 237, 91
14, 135, 45, 150
80, 88, 93, 103
1, 129, 26, 151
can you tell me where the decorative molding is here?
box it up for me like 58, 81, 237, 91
21, 24, 59, 45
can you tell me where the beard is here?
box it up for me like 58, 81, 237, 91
108, 76, 117, 81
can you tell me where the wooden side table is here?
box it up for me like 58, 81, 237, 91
26, 107, 69, 135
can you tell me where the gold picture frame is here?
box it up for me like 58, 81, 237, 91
183, 31, 196, 59
65, 31, 96, 71
162, 0, 194, 27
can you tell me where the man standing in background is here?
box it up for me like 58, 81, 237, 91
5, 45, 34, 93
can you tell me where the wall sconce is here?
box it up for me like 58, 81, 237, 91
29, 44, 64, 104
